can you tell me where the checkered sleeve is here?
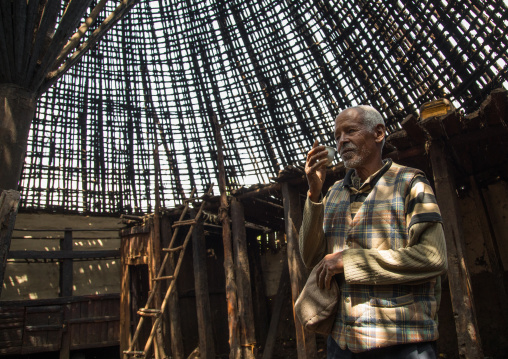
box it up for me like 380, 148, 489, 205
406, 175, 443, 229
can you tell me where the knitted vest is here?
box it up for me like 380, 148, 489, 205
324, 162, 440, 352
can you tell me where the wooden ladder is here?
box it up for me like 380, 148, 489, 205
123, 185, 214, 358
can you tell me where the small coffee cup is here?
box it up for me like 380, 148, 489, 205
324, 146, 336, 165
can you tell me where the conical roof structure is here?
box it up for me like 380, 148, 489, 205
20, 0, 508, 214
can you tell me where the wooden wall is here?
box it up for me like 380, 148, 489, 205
0, 294, 119, 356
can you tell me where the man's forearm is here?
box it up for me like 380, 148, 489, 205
342, 222, 447, 285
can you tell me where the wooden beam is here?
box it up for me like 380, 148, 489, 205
428, 140, 483, 359
8, 250, 120, 260
22, 0, 60, 89
52, 0, 109, 73
30, 0, 95, 90
59, 229, 73, 297
231, 199, 256, 359
0, 190, 20, 298
233, 183, 281, 199
41, 0, 141, 95
212, 114, 241, 359
281, 183, 318, 359
191, 208, 216, 359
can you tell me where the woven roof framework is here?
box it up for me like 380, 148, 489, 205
19, 0, 508, 214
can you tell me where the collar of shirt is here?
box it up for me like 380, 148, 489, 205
344, 158, 393, 193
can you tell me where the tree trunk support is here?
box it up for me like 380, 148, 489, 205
231, 198, 257, 359
212, 114, 240, 359
428, 139, 483, 359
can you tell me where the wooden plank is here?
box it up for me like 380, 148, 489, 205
281, 182, 318, 359
231, 199, 256, 359
428, 140, 483, 359
0, 190, 20, 298
59, 229, 73, 297
192, 209, 216, 359
12, 0, 27, 78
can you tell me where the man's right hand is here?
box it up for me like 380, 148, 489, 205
305, 140, 329, 202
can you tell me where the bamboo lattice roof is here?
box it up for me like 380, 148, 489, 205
16, 0, 508, 214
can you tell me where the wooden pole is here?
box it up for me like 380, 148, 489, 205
211, 114, 241, 359
231, 198, 257, 359
281, 182, 318, 359
0, 190, 20, 298
191, 208, 216, 359
429, 140, 483, 359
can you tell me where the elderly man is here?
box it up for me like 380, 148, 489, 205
300, 105, 447, 359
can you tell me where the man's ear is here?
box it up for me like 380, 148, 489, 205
374, 124, 385, 143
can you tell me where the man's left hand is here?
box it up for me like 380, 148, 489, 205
316, 251, 344, 290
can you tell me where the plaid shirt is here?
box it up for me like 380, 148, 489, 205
323, 160, 444, 352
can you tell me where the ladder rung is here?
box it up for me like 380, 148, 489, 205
123, 350, 145, 357
153, 275, 174, 281
137, 308, 161, 317
162, 245, 183, 252
172, 219, 197, 227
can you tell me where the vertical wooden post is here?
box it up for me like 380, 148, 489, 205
281, 182, 318, 359
231, 198, 256, 359
60, 229, 73, 297
0, 189, 20, 298
161, 215, 184, 359
60, 304, 71, 359
59, 229, 72, 359
261, 252, 290, 359
429, 141, 483, 359
246, 232, 269, 349
192, 208, 216, 359
212, 114, 240, 359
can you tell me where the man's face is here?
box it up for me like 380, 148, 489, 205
334, 109, 380, 169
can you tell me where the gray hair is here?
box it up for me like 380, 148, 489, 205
349, 105, 386, 148
351, 105, 385, 130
